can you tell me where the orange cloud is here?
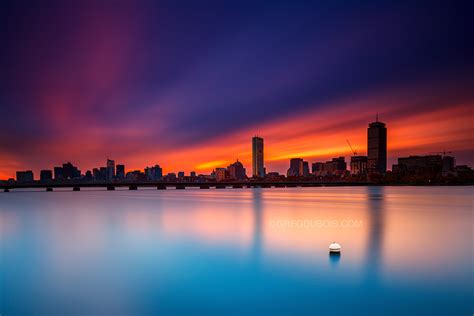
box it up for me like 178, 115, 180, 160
1, 82, 473, 179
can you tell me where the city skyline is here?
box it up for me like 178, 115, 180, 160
7, 117, 473, 183
1, 1, 473, 179
2, 113, 472, 181
1, 2, 472, 315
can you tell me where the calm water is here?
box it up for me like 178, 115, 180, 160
0, 186, 472, 315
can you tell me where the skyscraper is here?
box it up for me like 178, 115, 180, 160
252, 136, 265, 178
106, 159, 115, 181
367, 117, 387, 174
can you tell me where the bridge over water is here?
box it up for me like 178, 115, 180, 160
1, 181, 370, 192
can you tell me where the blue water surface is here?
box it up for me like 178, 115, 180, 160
0, 186, 472, 315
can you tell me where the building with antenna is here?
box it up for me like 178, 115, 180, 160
367, 115, 387, 174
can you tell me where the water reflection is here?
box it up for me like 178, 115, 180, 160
251, 188, 264, 265
0, 187, 472, 315
365, 186, 385, 281
329, 252, 341, 267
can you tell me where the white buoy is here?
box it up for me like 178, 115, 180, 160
329, 242, 341, 253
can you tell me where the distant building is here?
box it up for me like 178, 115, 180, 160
303, 161, 310, 177
325, 157, 347, 175
116, 164, 125, 180
54, 167, 63, 180
367, 118, 387, 174
126, 170, 144, 181
215, 168, 228, 181
190, 171, 197, 178
154, 165, 163, 180
106, 159, 115, 181
441, 156, 456, 176
16, 170, 34, 182
93, 168, 100, 180
313, 157, 347, 177
252, 136, 265, 178
92, 167, 107, 181
98, 167, 107, 181
392, 155, 455, 178
62, 162, 81, 179
287, 158, 304, 177
40, 170, 53, 181
178, 171, 185, 179
453, 165, 473, 177
145, 165, 163, 181
85, 170, 93, 179
312, 162, 324, 175
165, 173, 177, 181
227, 160, 247, 180
265, 172, 283, 181
350, 156, 368, 175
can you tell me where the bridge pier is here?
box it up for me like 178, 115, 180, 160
107, 185, 115, 191
215, 184, 226, 189
199, 185, 210, 189
73, 187, 80, 191
129, 185, 138, 190
46, 187, 53, 192
175, 185, 185, 190
4, 188, 9, 192
157, 185, 167, 190
232, 184, 243, 188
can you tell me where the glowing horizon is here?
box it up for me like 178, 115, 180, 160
1, 81, 472, 180
0, 1, 472, 180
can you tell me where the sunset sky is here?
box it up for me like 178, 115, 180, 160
0, 0, 473, 179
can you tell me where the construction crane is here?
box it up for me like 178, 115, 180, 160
346, 139, 357, 156
429, 150, 452, 156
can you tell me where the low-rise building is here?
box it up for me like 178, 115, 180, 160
40, 170, 53, 181
227, 160, 247, 180
16, 170, 34, 182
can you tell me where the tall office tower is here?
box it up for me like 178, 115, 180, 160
367, 117, 387, 174
106, 159, 115, 181
252, 136, 265, 178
